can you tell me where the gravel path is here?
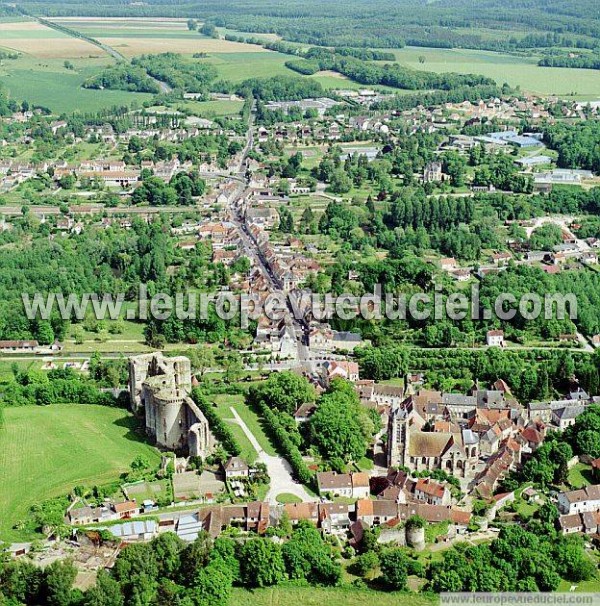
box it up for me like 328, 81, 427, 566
229, 407, 316, 505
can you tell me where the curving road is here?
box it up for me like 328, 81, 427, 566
229, 407, 316, 504
18, 9, 173, 94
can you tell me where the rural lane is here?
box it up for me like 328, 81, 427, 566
229, 407, 316, 505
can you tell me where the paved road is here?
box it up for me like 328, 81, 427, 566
229, 407, 316, 505
224, 103, 315, 374
24, 11, 173, 93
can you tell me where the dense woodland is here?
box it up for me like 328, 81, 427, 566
15, 0, 600, 52
0, 217, 244, 347
540, 51, 600, 70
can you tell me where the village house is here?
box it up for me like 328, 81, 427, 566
558, 485, 600, 515
317, 471, 370, 499
355, 499, 399, 527
490, 252, 512, 266
423, 161, 444, 183
486, 330, 505, 347
322, 360, 360, 383
0, 340, 39, 353
320, 502, 353, 534
283, 502, 320, 526
451, 269, 471, 282
439, 257, 458, 271
414, 478, 451, 506
223, 457, 250, 480
293, 402, 317, 424
245, 207, 279, 229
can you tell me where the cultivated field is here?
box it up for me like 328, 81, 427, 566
3, 16, 600, 113
45, 19, 379, 90
0, 55, 153, 113
0, 20, 104, 59
391, 46, 600, 99
50, 18, 271, 57
0, 404, 160, 542
202, 52, 370, 90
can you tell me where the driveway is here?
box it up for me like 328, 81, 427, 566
229, 407, 316, 504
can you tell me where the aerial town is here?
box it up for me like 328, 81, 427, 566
2, 1, 600, 605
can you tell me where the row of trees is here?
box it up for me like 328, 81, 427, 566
248, 373, 379, 471
191, 390, 242, 457
83, 63, 161, 94
355, 345, 600, 402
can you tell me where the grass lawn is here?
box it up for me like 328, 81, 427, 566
204, 51, 295, 82
0, 404, 160, 542
179, 99, 245, 117
356, 456, 374, 471
124, 479, 168, 503
231, 586, 436, 606
276, 493, 302, 504
0, 359, 35, 381
62, 340, 152, 354
567, 463, 594, 489
210, 392, 277, 456
557, 578, 600, 593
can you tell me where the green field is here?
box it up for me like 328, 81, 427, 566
391, 46, 600, 99
231, 587, 436, 606
0, 56, 152, 113
204, 51, 294, 82
0, 404, 160, 542
202, 52, 379, 91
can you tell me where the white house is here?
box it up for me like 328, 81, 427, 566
316, 471, 370, 499
557, 485, 600, 515
486, 330, 504, 347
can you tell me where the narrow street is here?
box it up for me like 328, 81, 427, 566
225, 103, 316, 373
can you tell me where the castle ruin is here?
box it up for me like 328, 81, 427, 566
129, 352, 215, 457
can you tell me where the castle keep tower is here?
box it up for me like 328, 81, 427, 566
128, 352, 214, 457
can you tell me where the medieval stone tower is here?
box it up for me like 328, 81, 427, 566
128, 352, 214, 457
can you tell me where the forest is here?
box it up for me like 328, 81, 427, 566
132, 54, 218, 94
540, 51, 600, 70
543, 121, 600, 172
15, 0, 600, 52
